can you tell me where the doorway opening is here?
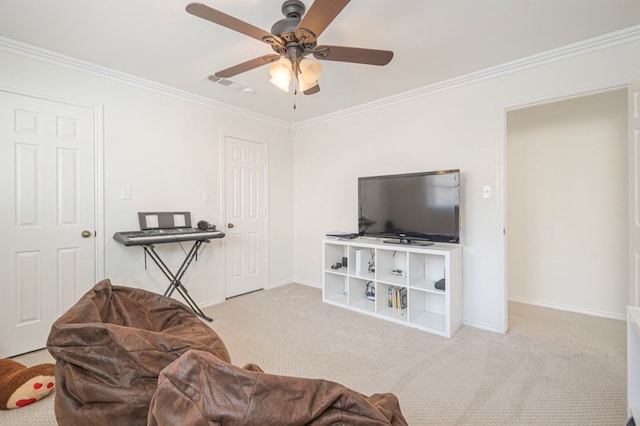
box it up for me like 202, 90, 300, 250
502, 87, 628, 332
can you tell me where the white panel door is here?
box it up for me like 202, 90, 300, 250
224, 136, 267, 298
631, 81, 640, 306
0, 91, 96, 357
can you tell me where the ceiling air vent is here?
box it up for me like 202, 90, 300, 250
206, 74, 254, 94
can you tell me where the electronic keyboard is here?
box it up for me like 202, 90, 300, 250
113, 228, 225, 246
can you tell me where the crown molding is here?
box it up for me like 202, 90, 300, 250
293, 24, 640, 130
2, 23, 640, 132
0, 36, 292, 129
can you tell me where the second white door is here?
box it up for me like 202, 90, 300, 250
224, 136, 267, 298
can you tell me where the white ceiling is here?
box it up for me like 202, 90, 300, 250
1, 0, 639, 124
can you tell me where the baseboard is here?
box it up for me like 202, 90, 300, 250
266, 280, 293, 290
291, 280, 321, 289
199, 297, 225, 309
199, 281, 319, 308
508, 295, 625, 321
462, 320, 501, 333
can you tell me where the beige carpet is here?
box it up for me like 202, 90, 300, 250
1, 283, 627, 425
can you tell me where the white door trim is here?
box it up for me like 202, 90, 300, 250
629, 79, 640, 307
0, 85, 105, 285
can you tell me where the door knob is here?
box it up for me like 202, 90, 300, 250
227, 223, 234, 229
81, 230, 92, 238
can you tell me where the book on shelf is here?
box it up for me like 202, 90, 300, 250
387, 286, 407, 310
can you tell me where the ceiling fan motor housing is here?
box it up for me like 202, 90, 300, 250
271, 1, 304, 39
271, 0, 317, 57
282, 0, 305, 18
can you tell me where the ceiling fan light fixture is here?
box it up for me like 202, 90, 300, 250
270, 77, 291, 92
299, 58, 322, 84
187, 1, 395, 99
269, 58, 293, 92
298, 77, 319, 93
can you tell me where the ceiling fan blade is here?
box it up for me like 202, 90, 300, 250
215, 54, 281, 78
313, 45, 393, 66
186, 3, 281, 46
295, 0, 350, 42
303, 84, 320, 95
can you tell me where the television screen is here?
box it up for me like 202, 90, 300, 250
358, 169, 460, 244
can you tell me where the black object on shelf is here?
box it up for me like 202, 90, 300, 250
326, 232, 359, 239
435, 278, 446, 291
365, 281, 375, 301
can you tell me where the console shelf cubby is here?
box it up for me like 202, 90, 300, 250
322, 238, 462, 337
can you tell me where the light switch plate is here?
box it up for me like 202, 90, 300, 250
482, 185, 493, 199
121, 187, 132, 200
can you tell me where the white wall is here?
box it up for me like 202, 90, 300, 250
3, 31, 639, 333
0, 49, 294, 306
292, 37, 640, 331
507, 90, 628, 319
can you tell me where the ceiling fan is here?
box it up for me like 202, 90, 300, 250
185, 0, 394, 95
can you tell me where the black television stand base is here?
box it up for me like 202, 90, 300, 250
383, 239, 434, 247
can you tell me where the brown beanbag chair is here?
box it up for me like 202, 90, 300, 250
148, 349, 408, 426
47, 279, 230, 426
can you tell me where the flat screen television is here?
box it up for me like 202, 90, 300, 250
358, 169, 460, 245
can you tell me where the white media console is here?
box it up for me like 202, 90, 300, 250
322, 238, 462, 337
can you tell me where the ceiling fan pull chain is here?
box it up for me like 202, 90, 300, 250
293, 60, 298, 109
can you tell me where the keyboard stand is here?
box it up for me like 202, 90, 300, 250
142, 240, 213, 322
